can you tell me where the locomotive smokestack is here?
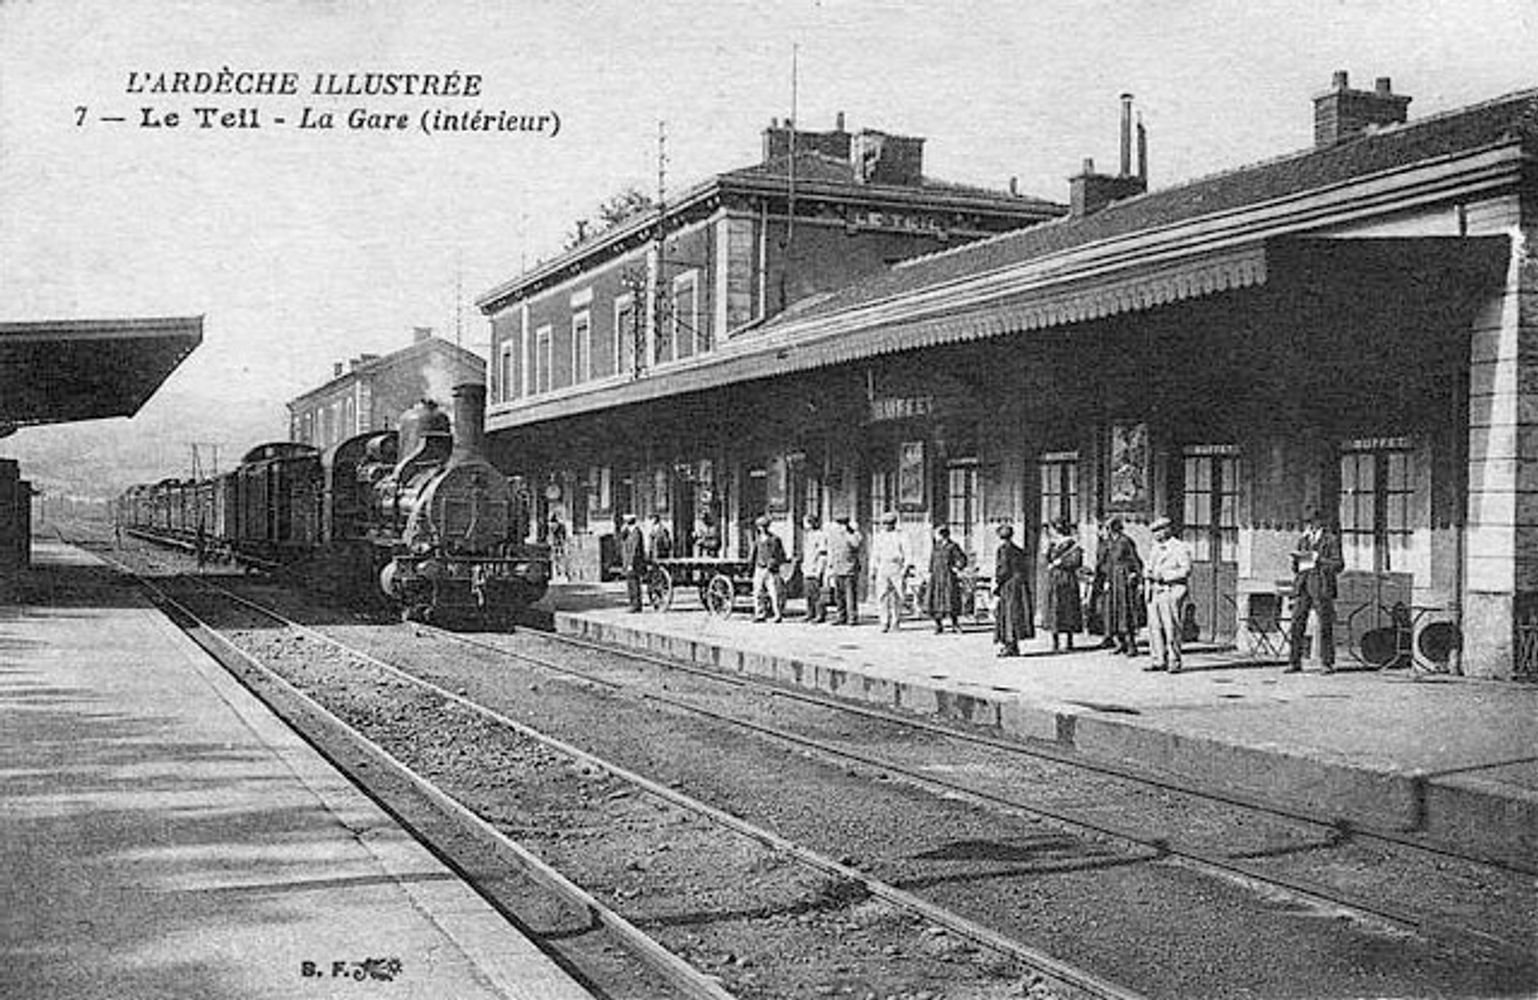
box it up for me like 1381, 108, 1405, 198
449, 382, 488, 466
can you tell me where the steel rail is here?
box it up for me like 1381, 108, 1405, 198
533, 625, 1538, 879
178, 572, 1150, 1000
431, 626, 1529, 959
92, 555, 737, 1000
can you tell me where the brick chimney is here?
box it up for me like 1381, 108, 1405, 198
1313, 71, 1411, 147
1068, 93, 1147, 217
852, 129, 925, 186
761, 113, 852, 163
412, 325, 434, 344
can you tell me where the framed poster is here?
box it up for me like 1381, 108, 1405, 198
766, 454, 788, 511
1108, 422, 1150, 509
898, 440, 926, 510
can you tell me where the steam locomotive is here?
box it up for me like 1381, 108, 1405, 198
116, 382, 550, 623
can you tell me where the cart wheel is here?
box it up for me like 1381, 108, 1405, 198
704, 574, 735, 619
646, 566, 673, 612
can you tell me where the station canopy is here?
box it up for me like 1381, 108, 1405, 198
0, 316, 203, 433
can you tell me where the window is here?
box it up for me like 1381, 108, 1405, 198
870, 468, 894, 520
498, 339, 516, 402
1182, 449, 1238, 562
614, 295, 636, 377
947, 461, 979, 560
571, 309, 591, 384
724, 217, 755, 332
1340, 443, 1414, 573
534, 324, 552, 394
672, 270, 703, 357
1038, 453, 1078, 526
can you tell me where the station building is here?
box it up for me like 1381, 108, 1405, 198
478, 117, 1065, 573
287, 327, 484, 450
481, 77, 1538, 680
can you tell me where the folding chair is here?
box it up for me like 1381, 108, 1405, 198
1235, 592, 1290, 660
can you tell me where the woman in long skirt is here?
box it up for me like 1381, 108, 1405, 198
993, 524, 1035, 657
1100, 518, 1145, 656
926, 524, 967, 634
1042, 517, 1084, 651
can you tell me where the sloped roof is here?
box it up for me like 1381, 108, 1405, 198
0, 316, 203, 428
287, 335, 485, 408
782, 87, 1538, 324
723, 149, 1064, 209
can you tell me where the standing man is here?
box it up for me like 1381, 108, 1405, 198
870, 511, 910, 632
1099, 518, 1145, 656
749, 515, 787, 623
826, 514, 861, 625
645, 513, 673, 561
548, 513, 569, 581
619, 513, 647, 612
800, 514, 829, 623
992, 524, 1034, 657
1287, 505, 1344, 674
1143, 516, 1192, 673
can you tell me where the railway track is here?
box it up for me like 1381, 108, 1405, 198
92, 540, 1139, 1000
75, 531, 1538, 997
443, 625, 1534, 941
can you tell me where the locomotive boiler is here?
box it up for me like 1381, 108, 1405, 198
118, 381, 549, 625
368, 382, 549, 620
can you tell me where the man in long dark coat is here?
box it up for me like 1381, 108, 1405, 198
992, 524, 1034, 657
925, 524, 967, 634
1097, 517, 1145, 656
1042, 517, 1084, 651
619, 513, 647, 612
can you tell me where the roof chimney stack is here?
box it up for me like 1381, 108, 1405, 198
412, 326, 434, 344
1313, 70, 1411, 147
1119, 93, 1134, 177
1069, 96, 1148, 218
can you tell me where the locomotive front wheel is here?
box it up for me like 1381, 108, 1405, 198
704, 574, 735, 619
646, 566, 673, 612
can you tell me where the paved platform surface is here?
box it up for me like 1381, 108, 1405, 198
0, 541, 592, 1000
548, 579, 1538, 867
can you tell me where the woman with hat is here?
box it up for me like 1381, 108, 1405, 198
1042, 517, 1084, 651
925, 524, 967, 634
992, 524, 1035, 656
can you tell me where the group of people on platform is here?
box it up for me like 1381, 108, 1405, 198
618, 504, 1342, 676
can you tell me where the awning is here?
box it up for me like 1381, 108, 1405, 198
490, 235, 1510, 430
0, 316, 203, 430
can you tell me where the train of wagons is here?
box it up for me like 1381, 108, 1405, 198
115, 382, 550, 623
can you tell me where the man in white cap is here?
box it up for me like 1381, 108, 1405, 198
1143, 516, 1192, 673
869, 510, 910, 632
749, 514, 787, 622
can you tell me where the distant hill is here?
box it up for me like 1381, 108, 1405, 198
0, 389, 287, 502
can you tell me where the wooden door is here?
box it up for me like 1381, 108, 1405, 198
1181, 449, 1239, 643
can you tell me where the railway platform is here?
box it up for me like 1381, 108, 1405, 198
0, 540, 593, 1000
546, 580, 1538, 868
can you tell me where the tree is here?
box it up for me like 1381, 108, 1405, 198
563, 187, 655, 251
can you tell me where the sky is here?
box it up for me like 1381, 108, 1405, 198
3, 0, 1536, 434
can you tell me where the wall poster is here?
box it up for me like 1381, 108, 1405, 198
898, 440, 926, 510
1108, 422, 1150, 509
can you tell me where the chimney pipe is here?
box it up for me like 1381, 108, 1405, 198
449, 382, 488, 466
1119, 93, 1134, 177
835, 110, 845, 131
1136, 114, 1148, 181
